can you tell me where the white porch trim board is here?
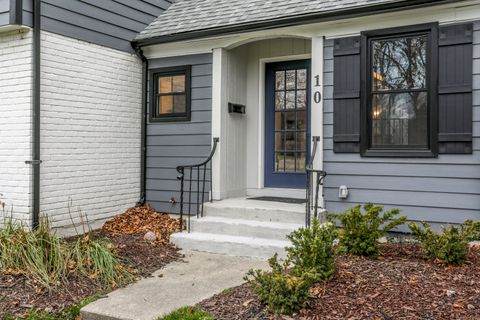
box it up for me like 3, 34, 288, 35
211, 47, 226, 200
311, 36, 325, 208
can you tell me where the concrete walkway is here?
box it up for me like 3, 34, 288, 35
80, 250, 268, 320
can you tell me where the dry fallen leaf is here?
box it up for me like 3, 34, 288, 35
102, 204, 180, 244
243, 299, 254, 307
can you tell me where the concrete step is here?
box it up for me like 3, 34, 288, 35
190, 216, 302, 240
171, 232, 289, 259
203, 198, 306, 224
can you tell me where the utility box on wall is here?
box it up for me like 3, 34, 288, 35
228, 103, 246, 114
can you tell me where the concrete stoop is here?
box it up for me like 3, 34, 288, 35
170, 198, 306, 259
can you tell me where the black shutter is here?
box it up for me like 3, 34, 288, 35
333, 37, 361, 153
438, 23, 473, 154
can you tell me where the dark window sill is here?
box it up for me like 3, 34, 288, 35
149, 114, 191, 123
361, 148, 437, 158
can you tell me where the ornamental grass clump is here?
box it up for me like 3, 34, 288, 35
330, 203, 407, 257
0, 218, 70, 287
409, 220, 480, 265
70, 234, 134, 287
0, 217, 134, 289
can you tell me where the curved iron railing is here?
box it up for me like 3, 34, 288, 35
305, 136, 327, 227
176, 137, 219, 232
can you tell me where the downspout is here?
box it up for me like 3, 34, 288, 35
132, 44, 148, 206
29, 0, 41, 229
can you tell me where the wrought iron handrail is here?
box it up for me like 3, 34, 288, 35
305, 136, 327, 227
176, 137, 219, 232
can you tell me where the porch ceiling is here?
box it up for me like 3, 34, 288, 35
133, 0, 459, 45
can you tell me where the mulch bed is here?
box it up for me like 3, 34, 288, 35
198, 244, 480, 320
0, 206, 182, 319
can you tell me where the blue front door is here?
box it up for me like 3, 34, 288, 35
265, 60, 311, 188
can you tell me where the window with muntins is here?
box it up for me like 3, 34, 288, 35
274, 68, 308, 173
150, 66, 191, 122
361, 24, 438, 157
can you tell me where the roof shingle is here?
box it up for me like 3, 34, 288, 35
135, 0, 404, 41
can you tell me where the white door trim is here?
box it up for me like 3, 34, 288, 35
310, 36, 325, 207
257, 53, 312, 189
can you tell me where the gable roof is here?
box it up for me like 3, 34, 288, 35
133, 0, 458, 45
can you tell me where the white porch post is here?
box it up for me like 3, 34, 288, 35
310, 36, 325, 206
211, 48, 227, 200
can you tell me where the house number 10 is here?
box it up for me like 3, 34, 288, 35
313, 75, 322, 103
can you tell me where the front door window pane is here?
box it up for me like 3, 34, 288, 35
286, 70, 296, 90
285, 132, 295, 151
297, 110, 307, 130
275, 71, 285, 90
297, 132, 306, 151
275, 92, 285, 110
285, 111, 296, 130
284, 152, 296, 172
275, 152, 284, 171
285, 91, 296, 109
297, 69, 307, 89
296, 152, 306, 171
273, 66, 309, 173
296, 90, 307, 109
275, 112, 284, 130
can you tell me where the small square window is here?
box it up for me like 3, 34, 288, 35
150, 66, 191, 122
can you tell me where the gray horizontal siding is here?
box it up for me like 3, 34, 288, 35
323, 23, 480, 228
0, 0, 9, 26
146, 53, 213, 214
21, 0, 172, 52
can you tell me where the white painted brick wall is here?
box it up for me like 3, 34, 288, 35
0, 29, 33, 226
40, 31, 142, 231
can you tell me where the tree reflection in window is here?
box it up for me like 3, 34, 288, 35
370, 35, 428, 147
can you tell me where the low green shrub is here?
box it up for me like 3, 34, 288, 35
287, 219, 337, 281
245, 218, 336, 315
158, 307, 214, 320
409, 220, 480, 265
463, 219, 480, 241
245, 254, 315, 316
330, 203, 407, 257
0, 218, 134, 289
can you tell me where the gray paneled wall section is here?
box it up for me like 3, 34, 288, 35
146, 54, 213, 214
0, 0, 9, 26
322, 23, 480, 230
21, 0, 172, 52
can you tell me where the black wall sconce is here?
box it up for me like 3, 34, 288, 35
228, 102, 246, 114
